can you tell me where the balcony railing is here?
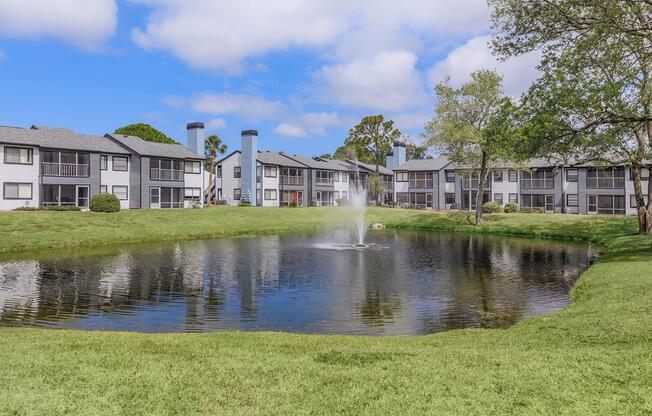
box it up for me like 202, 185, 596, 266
281, 176, 304, 186
521, 179, 555, 190
150, 168, 183, 181
316, 178, 335, 185
408, 180, 433, 189
41, 162, 89, 177
586, 178, 625, 189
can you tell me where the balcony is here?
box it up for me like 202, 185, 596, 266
586, 177, 625, 189
41, 162, 89, 177
281, 175, 304, 186
150, 168, 183, 181
521, 179, 555, 190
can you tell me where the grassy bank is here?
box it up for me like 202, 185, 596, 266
0, 206, 639, 253
0, 208, 651, 415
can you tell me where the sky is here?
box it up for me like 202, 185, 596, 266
0, 0, 541, 156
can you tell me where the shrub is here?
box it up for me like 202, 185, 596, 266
481, 201, 503, 213
90, 194, 120, 213
504, 203, 518, 213
238, 201, 251, 207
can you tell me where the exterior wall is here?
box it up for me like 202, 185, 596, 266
241, 134, 257, 206
519, 169, 563, 213
0, 144, 40, 210
184, 161, 204, 208
491, 169, 519, 208
129, 154, 142, 209
100, 154, 131, 210
561, 167, 579, 214
40, 152, 102, 205
333, 172, 350, 204
217, 152, 242, 206
576, 168, 625, 215
139, 156, 184, 209
408, 171, 437, 209
279, 167, 309, 206
260, 164, 280, 207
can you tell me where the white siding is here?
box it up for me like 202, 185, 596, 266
216, 153, 241, 206
184, 161, 204, 208
333, 172, 349, 205
261, 164, 280, 207
0, 145, 40, 210
100, 155, 131, 209
491, 169, 519, 207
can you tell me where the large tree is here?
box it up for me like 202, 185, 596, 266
204, 134, 227, 206
490, 0, 652, 233
344, 115, 401, 204
425, 70, 517, 225
113, 123, 178, 144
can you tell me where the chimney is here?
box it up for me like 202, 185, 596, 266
186, 122, 205, 155
385, 151, 394, 170
393, 141, 406, 168
241, 130, 258, 206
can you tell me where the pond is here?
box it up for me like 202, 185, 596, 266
0, 230, 594, 335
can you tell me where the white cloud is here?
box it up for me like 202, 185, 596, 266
131, 0, 490, 73
391, 112, 431, 132
163, 95, 185, 108
0, 49, 4, 59
274, 123, 308, 138
427, 35, 541, 98
315, 50, 427, 112
206, 118, 226, 130
0, 0, 117, 51
191, 93, 284, 122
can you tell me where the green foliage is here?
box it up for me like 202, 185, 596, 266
481, 201, 503, 213
504, 202, 518, 213
12, 206, 82, 212
90, 194, 120, 213
114, 123, 177, 144
238, 201, 251, 207
204, 134, 228, 205
366, 172, 385, 204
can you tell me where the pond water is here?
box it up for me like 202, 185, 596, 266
0, 230, 594, 335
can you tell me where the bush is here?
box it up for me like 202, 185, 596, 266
13, 206, 81, 212
238, 201, 251, 207
481, 201, 503, 213
504, 203, 518, 213
90, 194, 120, 212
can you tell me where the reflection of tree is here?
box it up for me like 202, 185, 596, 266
356, 290, 401, 327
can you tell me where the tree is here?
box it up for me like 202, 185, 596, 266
332, 143, 375, 164
345, 115, 401, 204
318, 153, 332, 159
398, 135, 432, 160
425, 70, 517, 225
490, 0, 652, 233
113, 123, 178, 144
204, 134, 227, 206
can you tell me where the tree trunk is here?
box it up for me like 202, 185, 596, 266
375, 164, 382, 206
646, 168, 652, 234
475, 151, 488, 226
631, 165, 649, 234
207, 157, 215, 207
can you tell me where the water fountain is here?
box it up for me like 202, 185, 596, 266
349, 186, 368, 248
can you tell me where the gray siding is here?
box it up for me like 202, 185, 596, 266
519, 169, 563, 213
40, 152, 101, 196
577, 168, 626, 214
129, 154, 142, 209
140, 156, 184, 208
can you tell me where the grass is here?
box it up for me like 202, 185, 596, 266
0, 208, 651, 415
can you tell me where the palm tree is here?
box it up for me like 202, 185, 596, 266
204, 134, 227, 206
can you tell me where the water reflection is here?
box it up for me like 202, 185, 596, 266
0, 230, 594, 335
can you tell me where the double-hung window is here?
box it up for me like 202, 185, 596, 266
494, 193, 504, 205
184, 161, 201, 174
184, 188, 201, 200
493, 171, 504, 182
234, 188, 241, 200
509, 193, 518, 204
396, 172, 408, 182
234, 166, 241, 178
508, 170, 518, 182
112, 186, 128, 200
264, 189, 277, 200
566, 168, 578, 182
264, 166, 277, 177
4, 147, 33, 165
100, 155, 108, 170
445, 171, 456, 183
566, 194, 578, 207
113, 156, 128, 171
3, 183, 32, 199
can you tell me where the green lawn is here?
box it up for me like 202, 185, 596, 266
0, 208, 651, 415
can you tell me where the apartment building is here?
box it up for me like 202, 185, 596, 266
215, 130, 393, 207
0, 125, 204, 211
392, 157, 649, 215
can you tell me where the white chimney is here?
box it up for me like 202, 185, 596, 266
186, 122, 205, 155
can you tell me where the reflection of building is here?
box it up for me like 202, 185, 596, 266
0, 261, 40, 323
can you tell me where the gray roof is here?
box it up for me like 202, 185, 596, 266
347, 160, 393, 175
106, 134, 203, 160
395, 156, 451, 172
0, 126, 130, 154
282, 154, 352, 172
257, 151, 306, 167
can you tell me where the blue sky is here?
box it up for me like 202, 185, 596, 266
0, 1, 539, 156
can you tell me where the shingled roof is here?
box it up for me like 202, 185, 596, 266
395, 156, 451, 172
0, 126, 130, 154
106, 134, 203, 160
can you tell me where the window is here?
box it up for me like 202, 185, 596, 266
234, 188, 241, 200
521, 169, 555, 189
566, 168, 578, 182
566, 194, 578, 207
587, 195, 597, 213
112, 156, 128, 171
509, 193, 518, 204
264, 189, 277, 200
396, 172, 408, 182
586, 167, 625, 189
150, 159, 183, 180
3, 182, 32, 199
445, 193, 455, 204
630, 194, 649, 208
4, 147, 33, 165
184, 161, 201, 174
445, 170, 456, 183
593, 195, 625, 215
100, 155, 108, 170
234, 166, 241, 178
494, 193, 504, 205
264, 166, 277, 177
396, 192, 409, 203
521, 194, 547, 210
629, 167, 650, 181
281, 168, 304, 185
333, 172, 340, 182
316, 170, 334, 184
408, 171, 433, 189
112, 186, 128, 200
342, 173, 347, 182
334, 191, 340, 199
280, 190, 303, 206
216, 166, 222, 178
493, 171, 504, 182
100, 185, 108, 194
184, 187, 201, 200
508, 170, 518, 182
